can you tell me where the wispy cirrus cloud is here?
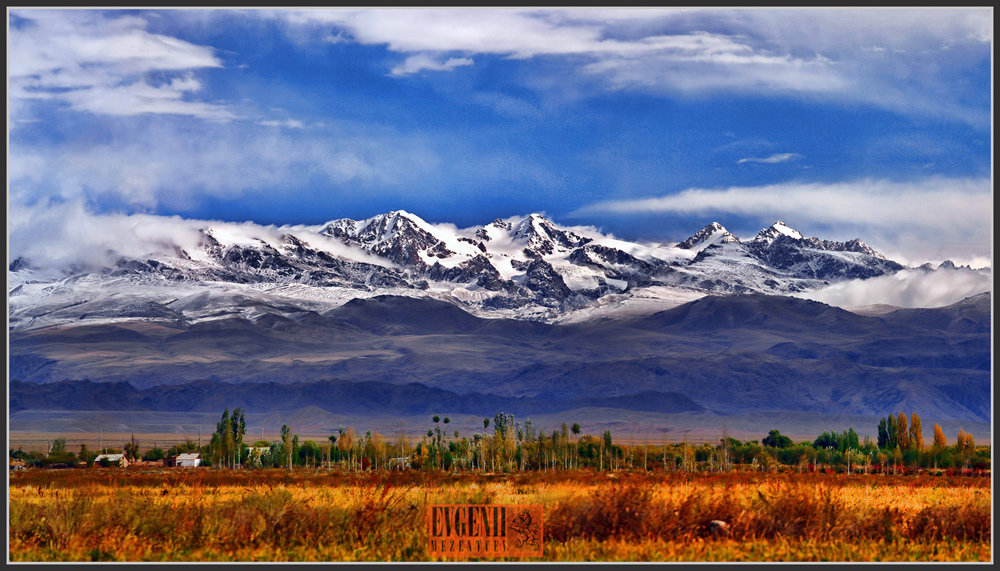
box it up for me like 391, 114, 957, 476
572, 177, 991, 266
737, 152, 801, 164
274, 9, 841, 91
390, 54, 473, 76
9, 10, 233, 121
257, 119, 305, 129
266, 8, 990, 122
8, 120, 442, 212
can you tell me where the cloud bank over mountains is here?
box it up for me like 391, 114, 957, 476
801, 267, 991, 310
574, 177, 991, 268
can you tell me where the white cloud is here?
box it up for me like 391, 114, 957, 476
258, 119, 305, 128
573, 177, 991, 266
472, 92, 543, 119
390, 54, 474, 76
281, 10, 842, 91
266, 8, 990, 120
799, 268, 991, 309
737, 153, 801, 164
7, 200, 393, 275
9, 10, 233, 120
8, 120, 441, 211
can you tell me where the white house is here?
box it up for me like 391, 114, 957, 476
93, 454, 129, 467
176, 452, 201, 467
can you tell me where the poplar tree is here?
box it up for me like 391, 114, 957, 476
957, 429, 975, 454
886, 414, 897, 449
877, 417, 888, 449
933, 424, 947, 449
896, 412, 910, 451
281, 424, 293, 470
124, 434, 139, 462
231, 408, 246, 468
909, 412, 923, 451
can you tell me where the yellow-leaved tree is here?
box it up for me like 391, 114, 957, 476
909, 412, 923, 451
933, 424, 946, 449
896, 412, 911, 450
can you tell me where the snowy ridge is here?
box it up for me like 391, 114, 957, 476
9, 212, 913, 330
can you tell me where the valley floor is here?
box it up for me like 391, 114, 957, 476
8, 469, 990, 562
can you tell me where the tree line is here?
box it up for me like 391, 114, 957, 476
9, 408, 989, 474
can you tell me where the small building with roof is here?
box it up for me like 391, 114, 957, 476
93, 454, 129, 467
175, 452, 201, 467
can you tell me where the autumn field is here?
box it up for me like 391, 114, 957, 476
7, 468, 991, 563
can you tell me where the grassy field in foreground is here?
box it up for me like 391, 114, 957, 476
8, 469, 991, 562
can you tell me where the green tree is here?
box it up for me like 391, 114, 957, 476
214, 408, 233, 468
571, 423, 581, 469
281, 424, 293, 470
231, 408, 246, 467
142, 447, 166, 462
78, 443, 95, 466
49, 438, 67, 457
886, 414, 897, 449
123, 434, 140, 462
846, 428, 860, 450
167, 440, 199, 457
762, 429, 792, 449
877, 417, 889, 449
813, 431, 838, 450
46, 438, 76, 465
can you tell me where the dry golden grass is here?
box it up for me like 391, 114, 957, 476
8, 469, 991, 562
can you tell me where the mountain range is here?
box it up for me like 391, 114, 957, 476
7, 211, 991, 436
9, 211, 918, 329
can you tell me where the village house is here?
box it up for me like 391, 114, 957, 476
176, 452, 201, 467
93, 454, 129, 467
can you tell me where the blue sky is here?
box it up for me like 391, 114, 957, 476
8, 8, 993, 266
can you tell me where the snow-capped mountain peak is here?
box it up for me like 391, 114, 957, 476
677, 222, 739, 251
509, 213, 590, 256
754, 221, 803, 245
511, 213, 565, 244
